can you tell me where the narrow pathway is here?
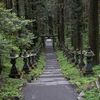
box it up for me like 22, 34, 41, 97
23, 39, 77, 100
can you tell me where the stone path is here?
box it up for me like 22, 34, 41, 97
23, 39, 77, 100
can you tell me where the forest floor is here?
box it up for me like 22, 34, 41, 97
23, 39, 77, 100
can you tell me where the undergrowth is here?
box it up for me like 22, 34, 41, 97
55, 50, 100, 100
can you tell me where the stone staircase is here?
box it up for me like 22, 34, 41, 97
31, 41, 69, 85
23, 39, 76, 100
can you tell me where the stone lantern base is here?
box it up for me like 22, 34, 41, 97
22, 67, 31, 74
9, 66, 21, 78
9, 73, 20, 78
82, 69, 94, 76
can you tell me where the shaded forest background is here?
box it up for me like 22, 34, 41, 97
0, 0, 100, 72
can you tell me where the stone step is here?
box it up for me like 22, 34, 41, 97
46, 59, 57, 61
45, 65, 60, 67
46, 62, 58, 64
43, 72, 61, 74
28, 81, 69, 85
35, 78, 66, 82
45, 67, 60, 69
46, 53, 55, 55
45, 68, 60, 70
44, 69, 61, 72
45, 65, 59, 67
39, 74, 63, 78
45, 66, 60, 68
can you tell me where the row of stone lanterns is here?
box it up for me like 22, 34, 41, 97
9, 44, 42, 78
57, 43, 95, 75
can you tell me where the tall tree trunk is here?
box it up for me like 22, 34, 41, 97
88, 0, 99, 65
24, 0, 28, 19
16, 0, 20, 17
57, 0, 61, 42
61, 0, 65, 44
48, 16, 53, 35
6, 0, 13, 13
75, 0, 83, 50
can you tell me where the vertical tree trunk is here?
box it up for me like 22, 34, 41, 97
48, 16, 53, 35
16, 0, 20, 17
24, 0, 28, 19
75, 0, 83, 50
61, 0, 65, 44
88, 0, 99, 65
57, 0, 61, 42
6, 0, 13, 13
70, 1, 74, 47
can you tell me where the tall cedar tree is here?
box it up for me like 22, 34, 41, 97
57, 0, 61, 42
76, 0, 83, 50
88, 0, 99, 65
61, 0, 65, 44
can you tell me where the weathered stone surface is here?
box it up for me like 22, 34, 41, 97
79, 91, 85, 97
58, 81, 69, 85
77, 97, 84, 100
24, 84, 76, 100
45, 82, 58, 85
39, 74, 63, 78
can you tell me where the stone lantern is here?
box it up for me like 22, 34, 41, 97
74, 48, 79, 66
33, 52, 37, 68
28, 51, 34, 69
65, 46, 68, 57
63, 45, 65, 56
54, 37, 56, 42
9, 48, 20, 78
37, 47, 40, 60
67, 48, 71, 61
21, 50, 30, 73
83, 46, 95, 75
78, 51, 85, 70
63, 46, 66, 55
33, 51, 37, 63
31, 51, 35, 65
70, 49, 75, 63
30, 36, 34, 48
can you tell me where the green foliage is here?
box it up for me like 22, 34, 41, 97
0, 78, 26, 100
0, 5, 35, 57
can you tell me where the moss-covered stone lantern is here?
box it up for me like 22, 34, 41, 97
78, 51, 85, 70
70, 49, 75, 63
74, 48, 79, 66
28, 51, 34, 69
21, 50, 30, 73
31, 51, 35, 65
67, 48, 71, 61
83, 46, 95, 75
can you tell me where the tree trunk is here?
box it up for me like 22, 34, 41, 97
57, 0, 61, 42
75, 0, 83, 50
88, 0, 99, 65
48, 16, 53, 35
24, 0, 28, 19
6, 0, 13, 13
16, 0, 20, 17
61, 0, 65, 44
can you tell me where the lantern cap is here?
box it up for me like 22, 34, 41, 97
21, 50, 29, 58
84, 46, 95, 57
9, 48, 19, 59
